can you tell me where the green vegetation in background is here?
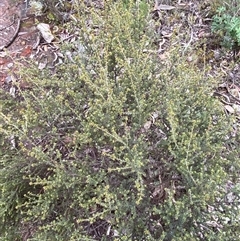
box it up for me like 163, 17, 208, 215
211, 0, 240, 49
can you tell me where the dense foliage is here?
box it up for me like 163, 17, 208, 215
211, 0, 240, 49
0, 0, 239, 240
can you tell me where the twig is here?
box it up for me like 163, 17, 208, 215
0, 15, 16, 31
0, 15, 21, 51
182, 25, 194, 55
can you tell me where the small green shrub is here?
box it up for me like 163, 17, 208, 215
212, 2, 240, 49
0, 0, 240, 240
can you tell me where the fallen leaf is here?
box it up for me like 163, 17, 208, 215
144, 121, 152, 130
38, 60, 47, 70
224, 105, 235, 114
9, 86, 16, 98
156, 4, 175, 11
233, 104, 240, 113
230, 89, 240, 99
218, 82, 227, 88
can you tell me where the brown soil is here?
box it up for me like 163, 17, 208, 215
0, 0, 62, 90
0, 0, 38, 83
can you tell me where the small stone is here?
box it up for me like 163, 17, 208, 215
7, 63, 13, 68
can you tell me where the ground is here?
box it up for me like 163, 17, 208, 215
0, 0, 65, 90
0, 0, 36, 84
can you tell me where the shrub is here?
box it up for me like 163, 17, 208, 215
0, 0, 239, 240
211, 1, 240, 49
